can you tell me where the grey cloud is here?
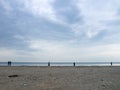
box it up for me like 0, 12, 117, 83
53, 0, 83, 24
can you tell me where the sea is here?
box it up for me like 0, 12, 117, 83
0, 62, 120, 66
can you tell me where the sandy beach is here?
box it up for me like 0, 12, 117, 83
0, 66, 120, 90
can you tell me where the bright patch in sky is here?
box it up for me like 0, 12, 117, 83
0, 0, 120, 62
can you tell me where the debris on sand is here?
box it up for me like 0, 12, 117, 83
8, 75, 18, 78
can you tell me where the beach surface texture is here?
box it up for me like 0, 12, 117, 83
0, 66, 120, 90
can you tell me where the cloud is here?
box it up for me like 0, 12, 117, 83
17, 0, 66, 25
0, 48, 16, 57
1, 38, 120, 62
29, 40, 65, 55
71, 0, 120, 39
53, 0, 82, 24
77, 0, 119, 22
1, 0, 120, 62
0, 47, 37, 62
26, 39, 120, 62
0, 0, 13, 12
13, 35, 25, 40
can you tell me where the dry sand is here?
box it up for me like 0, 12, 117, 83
0, 66, 120, 90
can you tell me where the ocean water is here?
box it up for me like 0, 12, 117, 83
0, 62, 120, 66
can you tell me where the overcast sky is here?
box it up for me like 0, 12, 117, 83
0, 0, 120, 62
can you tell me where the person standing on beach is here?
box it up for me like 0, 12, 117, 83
110, 62, 112, 66
8, 61, 11, 66
73, 62, 75, 67
48, 62, 50, 66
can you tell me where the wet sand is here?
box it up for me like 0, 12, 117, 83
0, 66, 120, 90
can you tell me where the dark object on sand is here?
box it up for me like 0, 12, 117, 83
8, 61, 12, 66
8, 75, 18, 78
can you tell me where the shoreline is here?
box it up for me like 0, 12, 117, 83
0, 66, 116, 67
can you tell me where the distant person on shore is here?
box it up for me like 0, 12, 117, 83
48, 62, 50, 66
8, 61, 11, 66
110, 62, 112, 66
73, 62, 75, 67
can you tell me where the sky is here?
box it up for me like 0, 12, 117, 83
0, 0, 120, 62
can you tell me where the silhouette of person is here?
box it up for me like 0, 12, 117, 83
8, 61, 11, 66
73, 62, 75, 67
48, 62, 50, 66
110, 62, 112, 66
